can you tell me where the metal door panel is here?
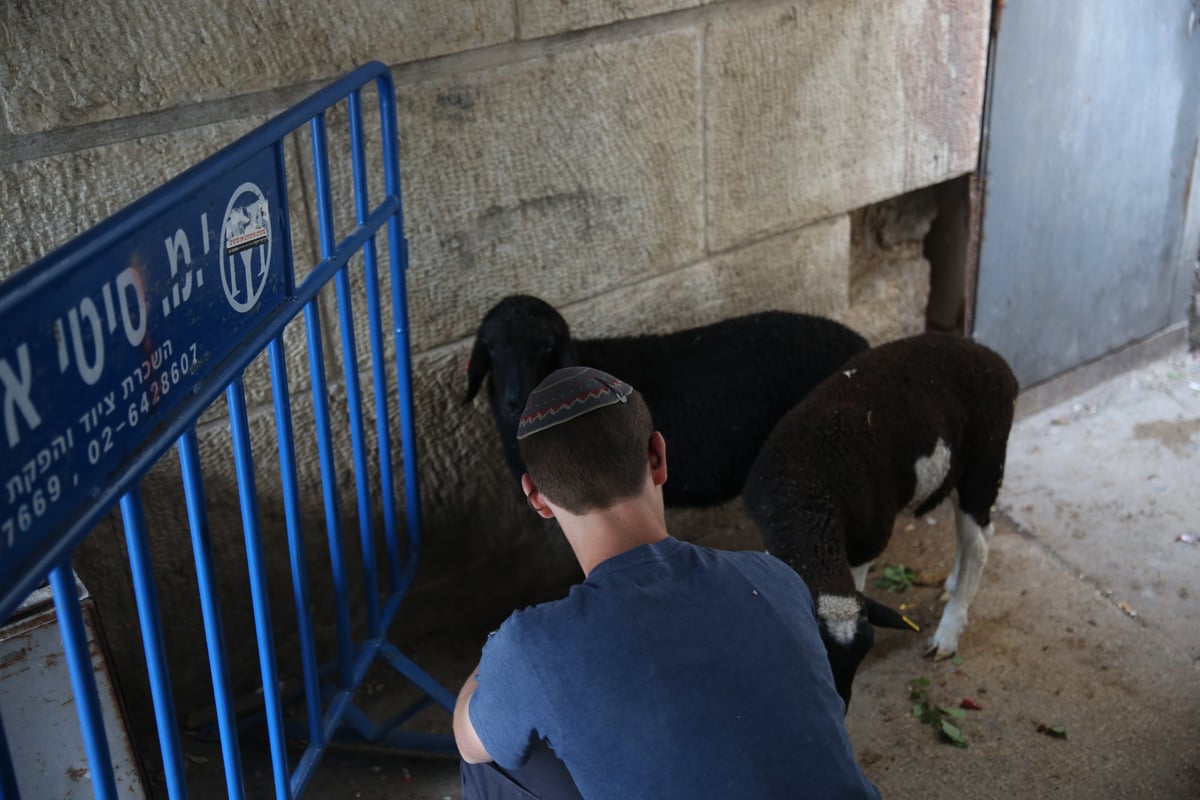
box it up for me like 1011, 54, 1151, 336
975, 0, 1200, 387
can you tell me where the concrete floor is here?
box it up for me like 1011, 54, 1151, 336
193, 347, 1200, 799
844, 344, 1200, 798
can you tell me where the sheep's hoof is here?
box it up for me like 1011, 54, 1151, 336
924, 642, 957, 661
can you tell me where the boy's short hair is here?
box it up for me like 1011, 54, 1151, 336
517, 367, 654, 514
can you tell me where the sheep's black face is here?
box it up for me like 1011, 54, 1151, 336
822, 614, 875, 713
815, 593, 875, 712
492, 318, 572, 419
464, 295, 578, 426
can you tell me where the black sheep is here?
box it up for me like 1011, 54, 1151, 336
743, 332, 1019, 710
464, 294, 869, 507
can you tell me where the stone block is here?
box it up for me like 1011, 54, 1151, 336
705, 0, 989, 250
562, 263, 727, 339
518, 0, 699, 39
0, 119, 259, 281
839, 186, 937, 344
395, 28, 704, 352
709, 216, 850, 317
556, 215, 849, 340
841, 255, 931, 346
0, 0, 514, 135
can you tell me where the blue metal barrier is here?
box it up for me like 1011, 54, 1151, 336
0, 62, 456, 798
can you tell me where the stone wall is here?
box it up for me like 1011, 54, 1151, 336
1, 0, 990, 726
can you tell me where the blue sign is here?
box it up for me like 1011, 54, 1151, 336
0, 150, 289, 567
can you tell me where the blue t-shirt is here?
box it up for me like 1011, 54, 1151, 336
469, 538, 880, 799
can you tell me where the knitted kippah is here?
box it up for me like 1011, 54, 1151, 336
516, 366, 634, 440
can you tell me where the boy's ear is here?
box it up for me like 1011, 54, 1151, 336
648, 431, 668, 486
521, 473, 556, 519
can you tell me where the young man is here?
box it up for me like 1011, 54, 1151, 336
454, 366, 881, 799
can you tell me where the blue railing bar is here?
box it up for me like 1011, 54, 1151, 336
347, 89, 372, 244
48, 562, 119, 800
0, 709, 19, 800
309, 111, 336, 257
272, 137, 299, 298
320, 685, 356, 744
349, 89, 404, 599
376, 72, 424, 592
226, 377, 291, 800
120, 489, 188, 799
303, 297, 355, 689
178, 428, 247, 800
287, 671, 362, 795
309, 107, 364, 690
379, 642, 456, 711
268, 335, 324, 748
333, 263, 382, 639
324, 237, 382, 644
291, 201, 397, 300
0, 63, 394, 317
288, 737, 326, 800
289, 683, 357, 800
389, 277, 422, 593
345, 91, 387, 628
378, 578, 404, 633
0, 198, 400, 628
289, 755, 317, 800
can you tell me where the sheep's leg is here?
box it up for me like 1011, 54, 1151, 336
926, 502, 993, 660
939, 549, 962, 603
849, 561, 873, 593
940, 494, 965, 602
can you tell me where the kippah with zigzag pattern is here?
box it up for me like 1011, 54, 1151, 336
516, 366, 633, 440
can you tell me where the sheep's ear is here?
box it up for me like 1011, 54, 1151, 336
463, 334, 491, 405
863, 596, 921, 632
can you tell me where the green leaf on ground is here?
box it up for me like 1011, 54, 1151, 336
1037, 723, 1068, 739
873, 563, 917, 592
908, 677, 971, 748
940, 720, 968, 748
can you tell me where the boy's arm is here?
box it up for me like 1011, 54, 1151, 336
453, 660, 494, 764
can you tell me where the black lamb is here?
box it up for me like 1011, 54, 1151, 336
743, 332, 1018, 710
464, 294, 869, 507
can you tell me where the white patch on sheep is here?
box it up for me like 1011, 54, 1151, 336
910, 437, 952, 509
849, 561, 873, 593
817, 594, 860, 645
